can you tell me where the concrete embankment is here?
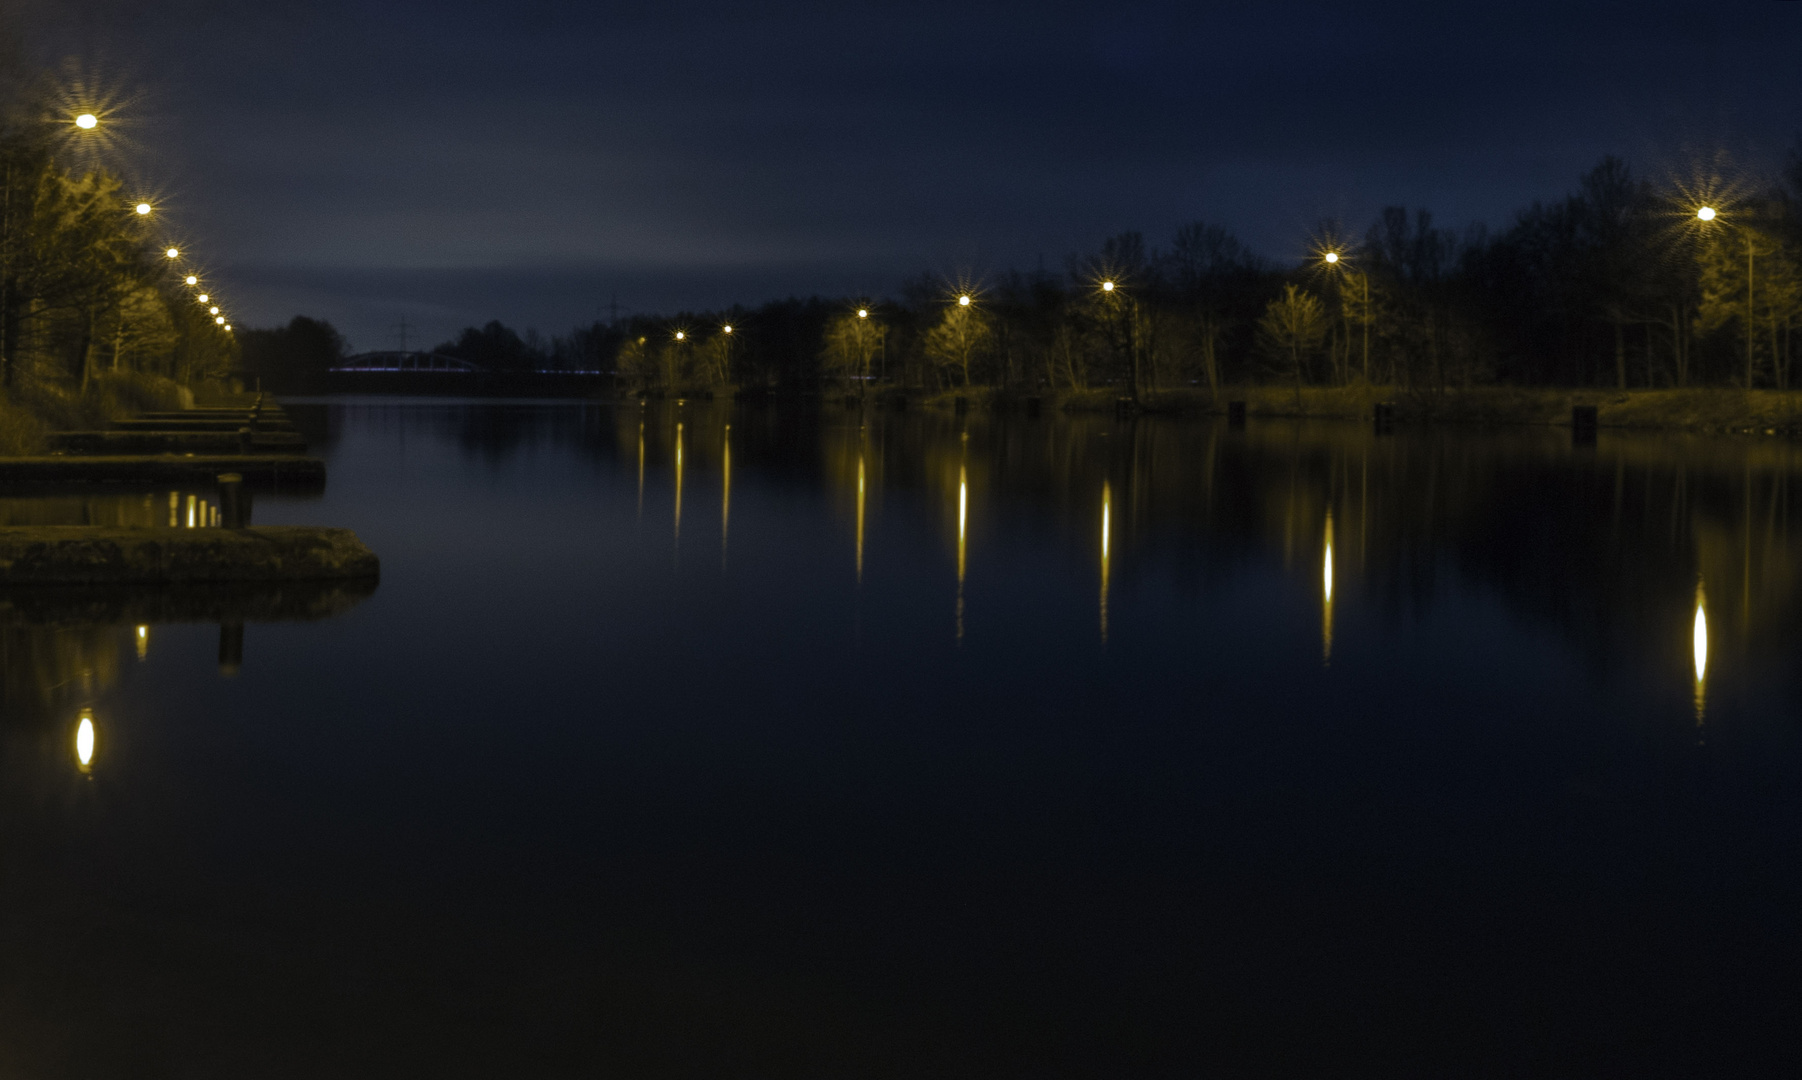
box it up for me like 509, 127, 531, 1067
0, 577, 377, 624
0, 527, 378, 584
0, 455, 324, 489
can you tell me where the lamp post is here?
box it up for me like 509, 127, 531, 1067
1698, 206, 1756, 390
1099, 280, 1141, 403
1322, 251, 1372, 384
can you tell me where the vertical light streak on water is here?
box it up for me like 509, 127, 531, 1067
637, 421, 645, 521
956, 464, 967, 644
1323, 510, 1335, 666
721, 425, 731, 571
673, 422, 684, 562
856, 453, 865, 584
75, 711, 94, 771
1694, 579, 1709, 725
1100, 481, 1111, 645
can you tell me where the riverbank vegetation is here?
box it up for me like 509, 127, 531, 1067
377, 148, 1802, 423
0, 65, 228, 453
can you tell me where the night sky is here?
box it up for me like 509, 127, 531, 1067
23, 1, 1802, 352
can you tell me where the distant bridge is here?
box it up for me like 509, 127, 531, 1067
333, 351, 486, 373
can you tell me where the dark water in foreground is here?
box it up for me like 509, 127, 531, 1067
2, 398, 1799, 1076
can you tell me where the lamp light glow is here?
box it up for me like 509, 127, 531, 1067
1324, 251, 1339, 264
215, 316, 225, 324
958, 295, 971, 306
75, 113, 97, 129
197, 294, 208, 303
1697, 206, 1717, 221
135, 203, 151, 215
185, 275, 198, 285
722, 325, 732, 334
857, 309, 868, 318
209, 306, 219, 314
675, 331, 685, 341
165, 248, 179, 259
76, 712, 95, 768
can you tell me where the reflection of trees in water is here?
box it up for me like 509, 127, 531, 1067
0, 625, 123, 726
817, 412, 1802, 696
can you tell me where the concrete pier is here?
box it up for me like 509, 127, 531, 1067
0, 526, 378, 584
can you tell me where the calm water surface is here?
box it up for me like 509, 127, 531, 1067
2, 398, 1799, 1076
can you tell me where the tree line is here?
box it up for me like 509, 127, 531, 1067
0, 71, 235, 405
249, 147, 1802, 398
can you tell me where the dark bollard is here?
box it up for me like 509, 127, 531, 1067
1571, 405, 1598, 446
1571, 405, 1600, 447
1373, 401, 1395, 433
1227, 400, 1247, 428
217, 472, 252, 528
218, 622, 243, 678
954, 395, 968, 414
1025, 396, 1041, 418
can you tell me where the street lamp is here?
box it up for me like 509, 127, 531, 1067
209, 306, 219, 315
1096, 278, 1141, 402
722, 324, 732, 334
1100, 280, 1114, 292
1321, 251, 1372, 383
197, 293, 209, 303
857, 308, 868, 318
1696, 205, 1756, 389
164, 247, 179, 259
674, 330, 685, 341
215, 316, 224, 325
958, 294, 971, 306
135, 202, 151, 216
75, 113, 97, 130
185, 275, 198, 286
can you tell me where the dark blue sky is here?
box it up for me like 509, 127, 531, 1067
25, 0, 1802, 351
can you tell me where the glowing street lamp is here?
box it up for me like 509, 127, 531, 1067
1321, 250, 1372, 382
209, 306, 219, 314
1100, 280, 1115, 292
958, 294, 971, 306
224, 325, 232, 332
722, 325, 733, 334
674, 330, 685, 341
185, 275, 198, 286
857, 308, 869, 318
135, 202, 151, 216
165, 247, 179, 259
1695, 205, 1756, 388
197, 293, 208, 303
215, 316, 225, 325
1323, 251, 1339, 264
75, 113, 97, 130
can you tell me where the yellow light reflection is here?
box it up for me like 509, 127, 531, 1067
136, 624, 148, 660
186, 493, 196, 528
76, 711, 95, 771
1100, 481, 1111, 644
673, 421, 684, 548
956, 464, 967, 643
856, 453, 866, 583
721, 425, 731, 570
1322, 511, 1335, 666
168, 490, 178, 527
636, 421, 645, 520
1693, 580, 1708, 724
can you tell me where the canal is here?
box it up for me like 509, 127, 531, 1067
1, 398, 1797, 1075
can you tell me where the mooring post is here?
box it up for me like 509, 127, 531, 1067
217, 472, 250, 528
1571, 404, 1599, 446
1227, 400, 1247, 428
218, 622, 244, 678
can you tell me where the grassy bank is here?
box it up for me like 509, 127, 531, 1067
0, 373, 193, 456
